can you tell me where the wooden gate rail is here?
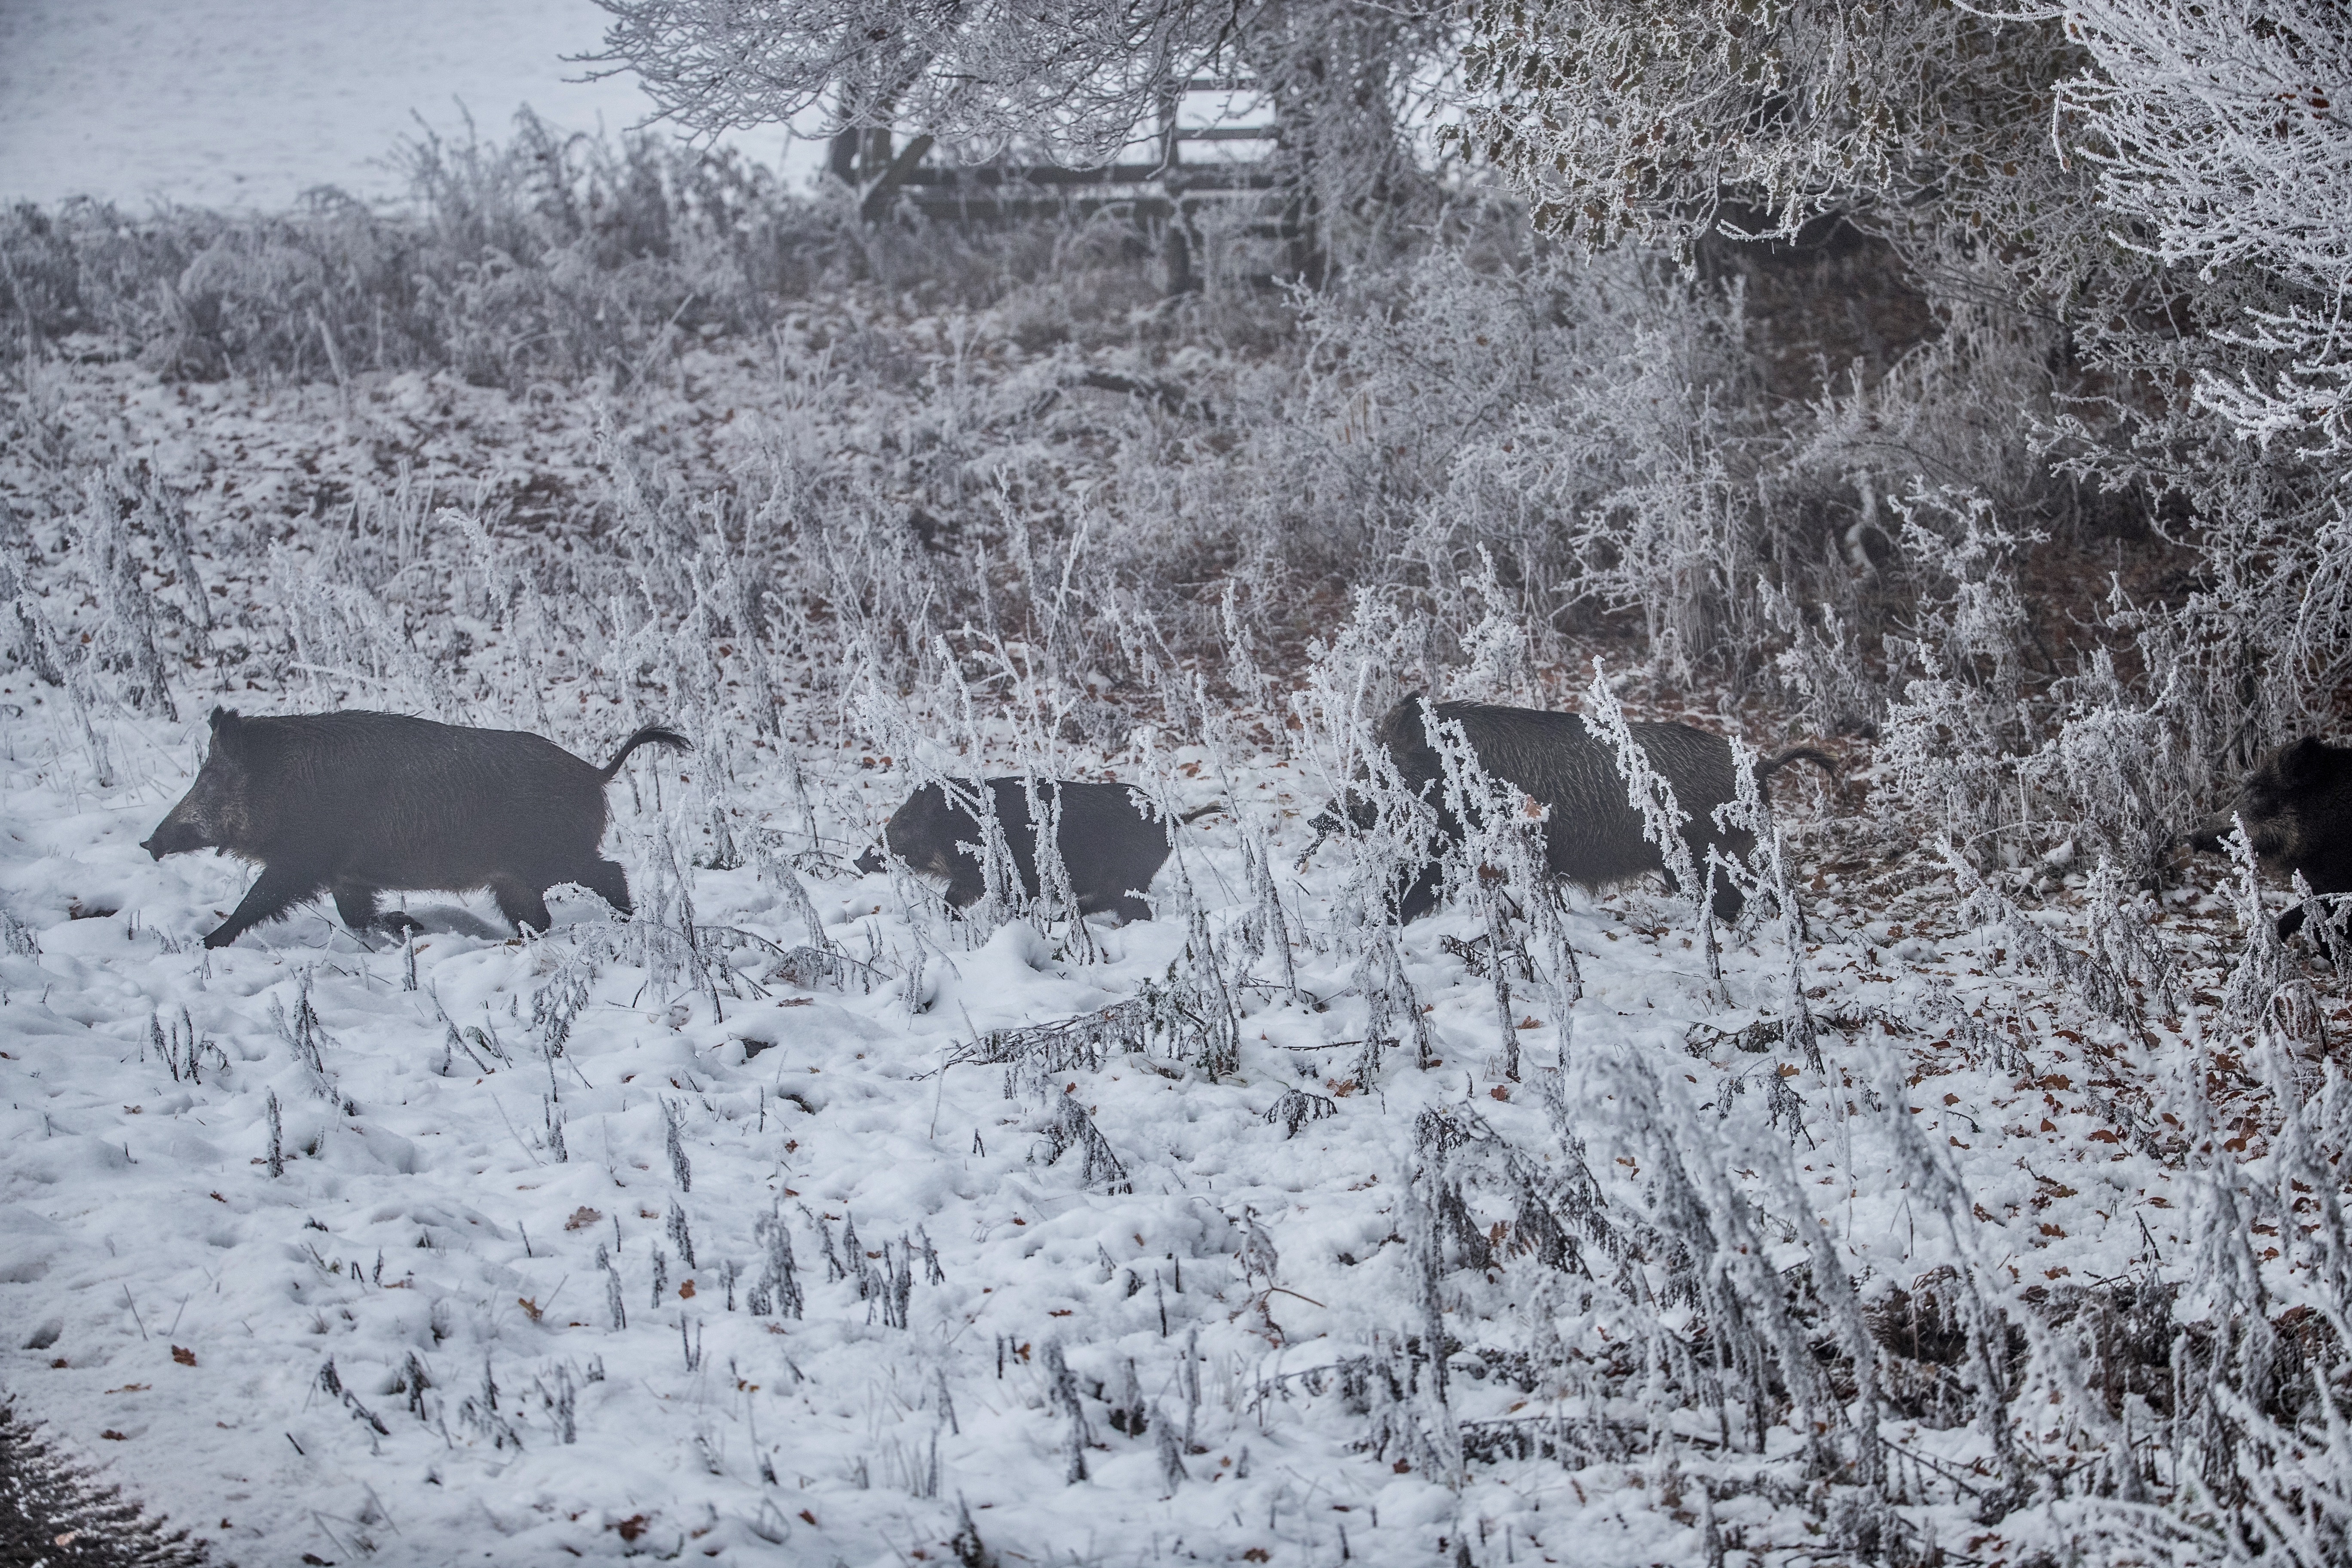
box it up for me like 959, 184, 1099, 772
836, 79, 1295, 287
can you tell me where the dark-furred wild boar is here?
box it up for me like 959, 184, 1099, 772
853, 778, 1216, 923
1344, 699, 1836, 922
2187, 735, 2352, 940
142, 708, 690, 947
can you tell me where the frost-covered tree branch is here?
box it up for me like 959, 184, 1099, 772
1452, 0, 2096, 275
2056, 0, 2352, 453
589, 0, 1231, 159
590, 0, 1452, 275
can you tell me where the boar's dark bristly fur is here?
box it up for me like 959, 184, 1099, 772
142, 708, 689, 948
1350, 699, 1837, 923
853, 778, 1216, 924
2186, 735, 2352, 940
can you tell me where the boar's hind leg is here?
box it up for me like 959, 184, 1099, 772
1665, 853, 1746, 924
489, 878, 554, 937
205, 864, 323, 949
578, 858, 634, 918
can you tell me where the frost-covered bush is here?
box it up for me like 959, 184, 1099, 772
1457, 0, 2352, 860
2, 112, 848, 386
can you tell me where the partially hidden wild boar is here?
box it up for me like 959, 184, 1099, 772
853, 778, 1219, 923
1337, 699, 1837, 922
142, 708, 690, 947
2186, 735, 2352, 940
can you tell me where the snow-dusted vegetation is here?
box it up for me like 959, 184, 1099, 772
3, 4, 2350, 1564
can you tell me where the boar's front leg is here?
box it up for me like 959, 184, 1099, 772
205, 863, 324, 949
331, 879, 382, 934
329, 880, 421, 940
941, 856, 994, 911
1394, 861, 1445, 923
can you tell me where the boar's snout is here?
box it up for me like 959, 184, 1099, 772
854, 844, 888, 875
2185, 810, 2271, 858
141, 821, 205, 860
2183, 815, 2232, 855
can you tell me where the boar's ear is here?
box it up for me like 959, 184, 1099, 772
208, 707, 245, 751
1375, 694, 1436, 750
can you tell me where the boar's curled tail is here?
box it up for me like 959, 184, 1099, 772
1178, 802, 1224, 824
599, 724, 693, 781
1757, 746, 1839, 783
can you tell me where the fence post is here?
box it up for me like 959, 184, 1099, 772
1156, 87, 1195, 295
860, 134, 936, 221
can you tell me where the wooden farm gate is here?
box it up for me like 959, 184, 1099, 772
831, 81, 1294, 289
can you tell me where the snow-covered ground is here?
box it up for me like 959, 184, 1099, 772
0, 0, 818, 211
3, 696, 2181, 1567
0, 317, 2319, 1567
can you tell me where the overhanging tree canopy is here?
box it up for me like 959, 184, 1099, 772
588, 0, 1243, 163
591, 0, 1456, 277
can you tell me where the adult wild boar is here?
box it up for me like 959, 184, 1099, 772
854, 778, 1217, 923
1332, 699, 1836, 922
142, 708, 689, 947
2187, 736, 2352, 940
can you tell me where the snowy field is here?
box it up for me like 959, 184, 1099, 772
1, 308, 2329, 1567
0, 0, 816, 211
8, 1, 2349, 1556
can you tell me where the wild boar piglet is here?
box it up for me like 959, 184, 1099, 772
854, 777, 1217, 924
